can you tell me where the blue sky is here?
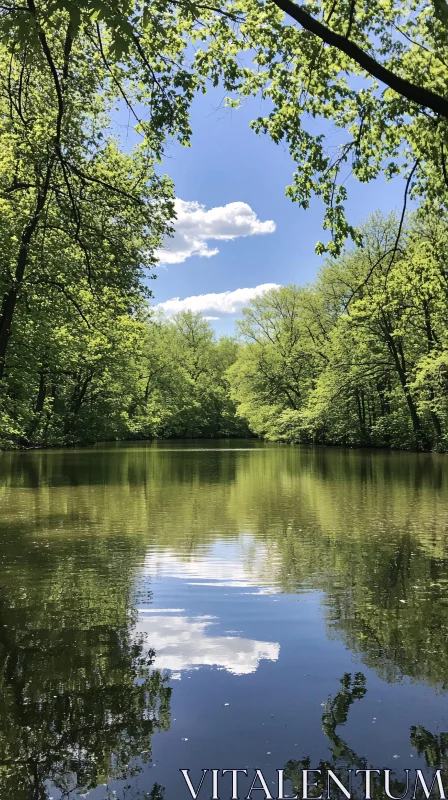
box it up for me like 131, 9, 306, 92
119, 86, 408, 336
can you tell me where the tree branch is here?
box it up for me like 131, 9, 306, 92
270, 0, 448, 118
384, 158, 419, 281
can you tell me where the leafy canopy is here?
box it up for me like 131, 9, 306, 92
2, 0, 448, 252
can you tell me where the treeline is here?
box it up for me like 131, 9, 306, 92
0, 308, 248, 447
3, 209, 448, 451
2, 0, 448, 452
229, 211, 448, 451
1, 2, 448, 452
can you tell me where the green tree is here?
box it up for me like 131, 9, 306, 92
2, 0, 448, 258
0, 27, 175, 446
229, 211, 448, 451
138, 311, 249, 438
227, 285, 321, 439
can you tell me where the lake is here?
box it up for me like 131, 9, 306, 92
1, 440, 448, 800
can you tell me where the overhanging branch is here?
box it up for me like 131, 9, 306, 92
270, 0, 448, 119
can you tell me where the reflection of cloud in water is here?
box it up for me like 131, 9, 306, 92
140, 541, 281, 676
187, 583, 281, 593
143, 538, 282, 589
136, 611, 280, 676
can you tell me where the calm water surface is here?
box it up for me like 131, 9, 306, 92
1, 441, 448, 799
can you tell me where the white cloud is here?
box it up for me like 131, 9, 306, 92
156, 283, 281, 317
204, 316, 220, 321
155, 199, 276, 265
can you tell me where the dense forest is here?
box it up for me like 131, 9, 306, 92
1, 0, 448, 451
2, 207, 448, 451
229, 211, 448, 451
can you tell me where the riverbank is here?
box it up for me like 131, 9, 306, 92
1, 433, 446, 454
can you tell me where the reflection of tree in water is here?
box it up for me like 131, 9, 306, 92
0, 524, 172, 800
410, 727, 448, 772
285, 674, 448, 799
321, 673, 367, 766
0, 608, 170, 799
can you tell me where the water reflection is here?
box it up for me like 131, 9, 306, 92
136, 609, 279, 676
0, 605, 171, 799
143, 540, 283, 590
285, 673, 448, 798
1, 442, 448, 798
0, 525, 170, 798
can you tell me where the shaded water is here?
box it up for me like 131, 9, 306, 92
1, 441, 448, 799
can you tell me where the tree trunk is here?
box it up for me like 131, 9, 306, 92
0, 189, 49, 381
381, 318, 426, 447
35, 371, 47, 413
422, 299, 443, 444
355, 388, 368, 444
